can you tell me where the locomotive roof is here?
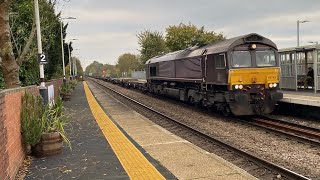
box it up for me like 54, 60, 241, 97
146, 33, 277, 64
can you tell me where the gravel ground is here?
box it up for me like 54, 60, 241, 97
96, 80, 320, 179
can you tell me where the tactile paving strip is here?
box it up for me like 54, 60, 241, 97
83, 82, 165, 180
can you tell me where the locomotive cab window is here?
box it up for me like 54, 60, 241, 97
256, 50, 276, 67
214, 54, 226, 69
231, 51, 251, 68
149, 66, 157, 76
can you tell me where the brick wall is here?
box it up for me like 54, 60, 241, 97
0, 79, 62, 180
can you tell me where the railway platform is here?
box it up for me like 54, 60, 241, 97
26, 81, 257, 179
25, 81, 173, 179
280, 90, 320, 107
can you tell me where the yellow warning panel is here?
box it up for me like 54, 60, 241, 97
83, 82, 165, 180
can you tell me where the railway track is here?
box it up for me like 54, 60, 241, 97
89, 78, 310, 180
243, 116, 320, 146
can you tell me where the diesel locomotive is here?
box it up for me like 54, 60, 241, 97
145, 33, 283, 116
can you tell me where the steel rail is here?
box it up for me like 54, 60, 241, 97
260, 115, 320, 139
238, 116, 320, 146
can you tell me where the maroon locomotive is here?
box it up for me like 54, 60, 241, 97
145, 33, 283, 116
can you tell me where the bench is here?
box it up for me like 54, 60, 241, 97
297, 75, 314, 89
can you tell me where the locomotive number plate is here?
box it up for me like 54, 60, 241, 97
267, 76, 277, 80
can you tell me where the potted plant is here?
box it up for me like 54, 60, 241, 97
33, 97, 71, 157
21, 92, 46, 155
59, 83, 72, 101
21, 93, 71, 157
69, 80, 77, 90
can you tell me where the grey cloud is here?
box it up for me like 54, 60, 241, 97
58, 0, 320, 68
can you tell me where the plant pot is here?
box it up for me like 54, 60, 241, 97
25, 144, 32, 155
62, 93, 71, 101
32, 132, 63, 157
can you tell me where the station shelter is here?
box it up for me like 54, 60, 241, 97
279, 44, 320, 93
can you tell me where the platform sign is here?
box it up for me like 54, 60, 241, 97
38, 53, 49, 64
48, 85, 55, 106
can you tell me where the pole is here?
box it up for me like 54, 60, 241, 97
67, 43, 72, 80
75, 58, 77, 78
297, 20, 299, 47
60, 22, 66, 84
34, 0, 48, 103
71, 58, 75, 78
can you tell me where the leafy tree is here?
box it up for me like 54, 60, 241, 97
116, 53, 141, 74
85, 61, 104, 76
103, 63, 116, 77
0, 0, 29, 88
137, 30, 167, 64
0, 0, 70, 88
74, 57, 83, 76
165, 23, 225, 52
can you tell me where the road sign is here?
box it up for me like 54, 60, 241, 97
38, 53, 49, 64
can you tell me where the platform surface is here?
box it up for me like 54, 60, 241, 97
87, 80, 257, 180
26, 82, 173, 180
280, 90, 320, 107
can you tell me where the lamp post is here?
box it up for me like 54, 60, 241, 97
60, 17, 76, 84
297, 20, 309, 47
34, 0, 47, 103
66, 39, 77, 80
73, 49, 80, 79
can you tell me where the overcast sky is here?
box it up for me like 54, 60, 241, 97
56, 0, 320, 68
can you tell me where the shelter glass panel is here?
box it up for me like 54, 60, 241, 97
279, 52, 296, 89
318, 50, 320, 76
307, 52, 313, 63
297, 52, 306, 75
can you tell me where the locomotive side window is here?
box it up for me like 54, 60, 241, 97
150, 66, 157, 76
214, 54, 226, 69
256, 50, 276, 67
231, 51, 251, 68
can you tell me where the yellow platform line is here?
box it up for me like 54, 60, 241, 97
83, 81, 165, 180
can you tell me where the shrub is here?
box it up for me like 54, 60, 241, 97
21, 92, 46, 146
59, 83, 72, 94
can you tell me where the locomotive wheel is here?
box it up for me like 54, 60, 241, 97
222, 106, 231, 116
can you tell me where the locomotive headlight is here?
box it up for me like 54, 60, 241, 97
234, 84, 243, 90
273, 83, 277, 88
268, 83, 273, 88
